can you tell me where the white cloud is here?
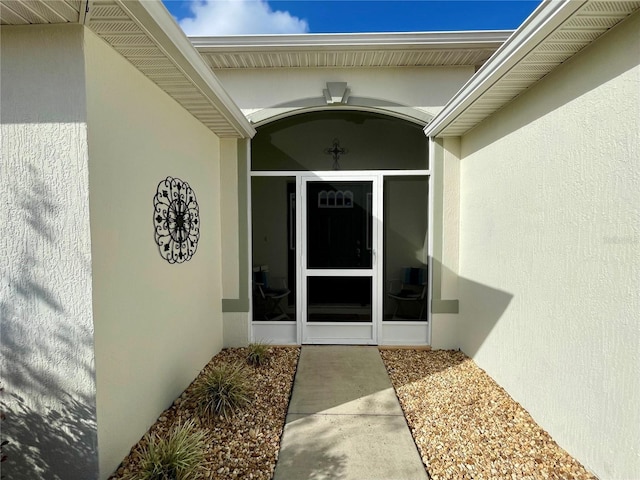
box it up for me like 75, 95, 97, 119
178, 0, 310, 35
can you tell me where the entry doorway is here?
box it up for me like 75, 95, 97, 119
251, 172, 430, 346
301, 176, 379, 344
249, 107, 430, 346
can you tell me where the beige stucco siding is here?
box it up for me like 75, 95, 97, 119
214, 66, 474, 118
458, 12, 639, 479
84, 29, 224, 478
1, 24, 99, 480
220, 138, 240, 299
430, 137, 462, 349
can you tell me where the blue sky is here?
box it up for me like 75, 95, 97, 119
162, 0, 542, 36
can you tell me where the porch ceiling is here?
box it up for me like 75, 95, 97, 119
425, 0, 640, 137
0, 0, 255, 139
192, 31, 512, 70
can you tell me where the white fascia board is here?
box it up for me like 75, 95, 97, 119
423, 0, 587, 138
191, 30, 513, 52
115, 0, 256, 139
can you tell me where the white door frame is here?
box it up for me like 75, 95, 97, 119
298, 173, 381, 344
250, 170, 431, 346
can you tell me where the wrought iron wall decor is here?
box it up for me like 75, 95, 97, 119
153, 176, 200, 264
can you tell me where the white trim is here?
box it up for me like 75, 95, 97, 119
384, 321, 430, 326
366, 192, 372, 251
251, 321, 294, 325
249, 171, 431, 345
301, 174, 379, 345
300, 325, 376, 345
250, 170, 431, 177
306, 269, 374, 277
248, 101, 433, 128
381, 323, 430, 346
253, 322, 297, 345
375, 176, 385, 343
245, 141, 254, 343
191, 30, 513, 50
295, 177, 303, 345
424, 0, 586, 138
303, 322, 375, 326
247, 161, 433, 345
426, 140, 436, 346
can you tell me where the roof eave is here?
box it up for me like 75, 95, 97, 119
423, 0, 586, 138
191, 30, 513, 52
115, 0, 255, 138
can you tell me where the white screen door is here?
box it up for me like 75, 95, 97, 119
300, 175, 379, 344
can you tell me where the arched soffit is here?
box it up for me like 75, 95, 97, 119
248, 96, 434, 128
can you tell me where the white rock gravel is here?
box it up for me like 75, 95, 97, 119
108, 347, 300, 480
110, 347, 596, 480
380, 349, 597, 480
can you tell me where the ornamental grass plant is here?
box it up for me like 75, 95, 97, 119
247, 342, 271, 366
194, 362, 253, 421
128, 420, 206, 480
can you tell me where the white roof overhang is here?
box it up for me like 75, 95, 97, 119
424, 0, 640, 138
0, 0, 256, 139
191, 31, 513, 127
192, 31, 513, 69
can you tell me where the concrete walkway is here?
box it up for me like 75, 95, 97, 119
273, 346, 428, 480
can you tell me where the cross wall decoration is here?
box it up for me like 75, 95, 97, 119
324, 138, 349, 170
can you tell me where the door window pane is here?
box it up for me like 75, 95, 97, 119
384, 176, 429, 321
307, 181, 372, 269
307, 277, 372, 322
251, 177, 296, 321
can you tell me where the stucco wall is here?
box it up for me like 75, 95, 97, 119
221, 138, 250, 346
223, 312, 250, 347
458, 13, 640, 479
83, 29, 224, 478
430, 137, 462, 349
215, 66, 474, 118
1, 25, 99, 479
220, 138, 240, 299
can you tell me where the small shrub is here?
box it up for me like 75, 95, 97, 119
194, 362, 253, 420
1, 385, 7, 477
247, 342, 271, 366
130, 420, 205, 480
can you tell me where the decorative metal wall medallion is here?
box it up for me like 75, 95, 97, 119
153, 176, 200, 264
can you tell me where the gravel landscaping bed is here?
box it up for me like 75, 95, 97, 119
109, 346, 300, 480
380, 349, 597, 480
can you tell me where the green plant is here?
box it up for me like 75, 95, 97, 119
1, 385, 7, 478
247, 342, 271, 366
194, 362, 253, 420
130, 420, 205, 480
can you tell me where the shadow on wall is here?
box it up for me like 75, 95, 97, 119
1, 393, 98, 480
0, 164, 98, 479
252, 132, 308, 171
456, 275, 514, 358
